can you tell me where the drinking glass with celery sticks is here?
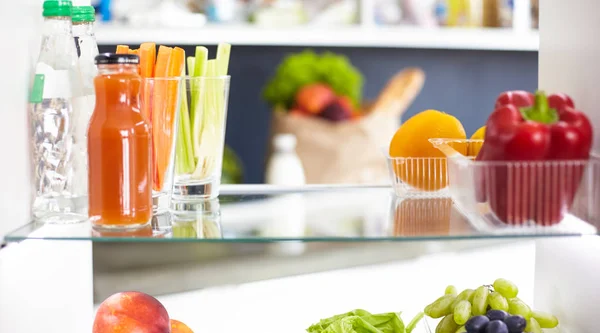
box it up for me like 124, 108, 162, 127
172, 43, 231, 199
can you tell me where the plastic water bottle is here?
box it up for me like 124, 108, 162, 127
30, 0, 88, 223
71, 5, 98, 199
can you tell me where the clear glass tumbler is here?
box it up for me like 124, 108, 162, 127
172, 76, 231, 199
140, 77, 182, 213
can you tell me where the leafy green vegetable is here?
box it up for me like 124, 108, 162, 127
307, 310, 407, 333
262, 50, 363, 110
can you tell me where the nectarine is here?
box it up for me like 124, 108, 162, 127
171, 319, 194, 333
93, 291, 170, 333
295, 83, 335, 114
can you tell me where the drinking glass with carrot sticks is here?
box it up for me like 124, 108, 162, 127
172, 43, 231, 200
116, 43, 184, 213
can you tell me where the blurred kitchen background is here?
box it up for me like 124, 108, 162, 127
91, 0, 539, 183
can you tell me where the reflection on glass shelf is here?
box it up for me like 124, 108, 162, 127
4, 186, 597, 243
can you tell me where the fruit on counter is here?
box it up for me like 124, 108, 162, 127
93, 291, 170, 333
530, 311, 559, 329
171, 319, 195, 333
471, 286, 489, 316
295, 83, 336, 114
507, 299, 531, 320
452, 289, 475, 309
468, 126, 486, 156
488, 292, 509, 312
263, 50, 363, 111
446, 285, 459, 296
465, 316, 489, 332
485, 310, 508, 322
423, 278, 559, 333
389, 109, 467, 191
504, 315, 527, 332
319, 98, 354, 122
437, 314, 459, 333
453, 301, 471, 326
484, 320, 509, 333
493, 278, 519, 299
525, 318, 542, 333
307, 309, 424, 333
476, 90, 594, 225
424, 294, 456, 318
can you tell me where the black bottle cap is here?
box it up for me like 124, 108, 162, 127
95, 53, 139, 65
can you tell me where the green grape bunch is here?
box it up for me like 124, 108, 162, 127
423, 279, 559, 333
262, 50, 364, 110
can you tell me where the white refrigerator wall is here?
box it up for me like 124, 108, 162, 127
538, 0, 600, 153
0, 0, 37, 239
538, 1, 600, 332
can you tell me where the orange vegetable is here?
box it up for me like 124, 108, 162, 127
151, 46, 173, 191
139, 43, 156, 78
139, 43, 156, 128
157, 47, 184, 191
116, 45, 130, 54
129, 49, 139, 56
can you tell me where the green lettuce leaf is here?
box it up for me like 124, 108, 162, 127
307, 310, 406, 333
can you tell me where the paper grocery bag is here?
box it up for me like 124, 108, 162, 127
267, 68, 426, 184
269, 111, 400, 184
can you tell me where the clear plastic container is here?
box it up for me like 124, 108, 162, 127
430, 138, 600, 235
387, 155, 450, 197
387, 137, 481, 198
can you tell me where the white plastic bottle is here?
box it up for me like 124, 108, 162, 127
264, 134, 307, 256
265, 134, 306, 185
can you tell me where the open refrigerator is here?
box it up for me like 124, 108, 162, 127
1, 1, 600, 332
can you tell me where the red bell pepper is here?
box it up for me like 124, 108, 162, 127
476, 90, 593, 225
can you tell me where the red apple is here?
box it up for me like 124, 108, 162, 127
93, 291, 170, 333
171, 319, 194, 333
295, 83, 336, 114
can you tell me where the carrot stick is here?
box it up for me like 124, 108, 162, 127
139, 43, 156, 78
151, 46, 173, 191
116, 45, 129, 54
129, 49, 139, 55
139, 43, 156, 129
158, 47, 185, 187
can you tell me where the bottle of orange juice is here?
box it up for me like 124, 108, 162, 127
88, 53, 152, 230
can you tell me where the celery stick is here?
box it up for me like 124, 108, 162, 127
193, 47, 208, 77
216, 43, 231, 76
192, 60, 221, 179
191, 48, 209, 159
180, 74, 195, 172
176, 63, 195, 174
187, 56, 195, 76
173, 221, 198, 238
